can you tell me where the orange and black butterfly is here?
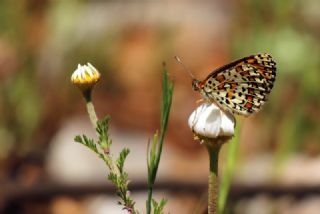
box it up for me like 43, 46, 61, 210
179, 53, 276, 116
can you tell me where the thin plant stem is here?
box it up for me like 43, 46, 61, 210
146, 185, 152, 214
206, 143, 222, 214
83, 90, 98, 129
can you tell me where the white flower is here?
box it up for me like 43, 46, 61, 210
188, 103, 235, 139
71, 63, 101, 91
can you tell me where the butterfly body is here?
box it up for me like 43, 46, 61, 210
192, 53, 276, 116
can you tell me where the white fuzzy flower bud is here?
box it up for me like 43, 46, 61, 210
188, 103, 235, 139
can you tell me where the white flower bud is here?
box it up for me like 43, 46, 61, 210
188, 103, 235, 139
71, 63, 101, 92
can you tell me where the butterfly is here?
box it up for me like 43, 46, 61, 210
178, 53, 276, 116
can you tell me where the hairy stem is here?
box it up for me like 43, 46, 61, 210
83, 90, 98, 129
207, 144, 221, 214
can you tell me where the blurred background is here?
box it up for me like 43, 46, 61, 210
1, 0, 320, 213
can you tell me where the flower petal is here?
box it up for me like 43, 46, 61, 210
188, 103, 235, 138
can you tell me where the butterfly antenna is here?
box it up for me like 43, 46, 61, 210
174, 56, 196, 79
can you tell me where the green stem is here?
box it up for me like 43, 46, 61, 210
83, 90, 98, 129
146, 185, 153, 214
206, 144, 221, 214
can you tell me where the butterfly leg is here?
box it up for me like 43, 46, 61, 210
196, 98, 204, 104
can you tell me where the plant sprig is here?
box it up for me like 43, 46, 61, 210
146, 65, 174, 214
75, 117, 138, 213
71, 62, 174, 214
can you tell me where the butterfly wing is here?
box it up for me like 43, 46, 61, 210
200, 53, 276, 116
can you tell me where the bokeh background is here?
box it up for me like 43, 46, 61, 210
1, 0, 320, 213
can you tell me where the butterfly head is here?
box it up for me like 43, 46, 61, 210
192, 79, 201, 91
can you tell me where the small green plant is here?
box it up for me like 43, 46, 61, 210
146, 64, 174, 214
75, 117, 136, 212
71, 63, 174, 213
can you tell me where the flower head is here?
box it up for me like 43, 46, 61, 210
71, 63, 101, 92
188, 102, 235, 144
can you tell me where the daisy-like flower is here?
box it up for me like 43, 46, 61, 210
188, 102, 235, 144
71, 63, 101, 93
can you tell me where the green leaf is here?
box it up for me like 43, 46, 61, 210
117, 148, 130, 173
96, 116, 112, 149
108, 172, 118, 184
74, 135, 99, 154
119, 171, 129, 185
152, 199, 158, 209
152, 198, 167, 214
74, 135, 82, 143
158, 198, 167, 209
160, 66, 174, 136
146, 66, 174, 214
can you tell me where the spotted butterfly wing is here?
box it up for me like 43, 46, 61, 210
193, 53, 276, 116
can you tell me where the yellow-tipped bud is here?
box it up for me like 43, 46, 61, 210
71, 63, 101, 92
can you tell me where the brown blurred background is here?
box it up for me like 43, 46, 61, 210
1, 0, 320, 213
